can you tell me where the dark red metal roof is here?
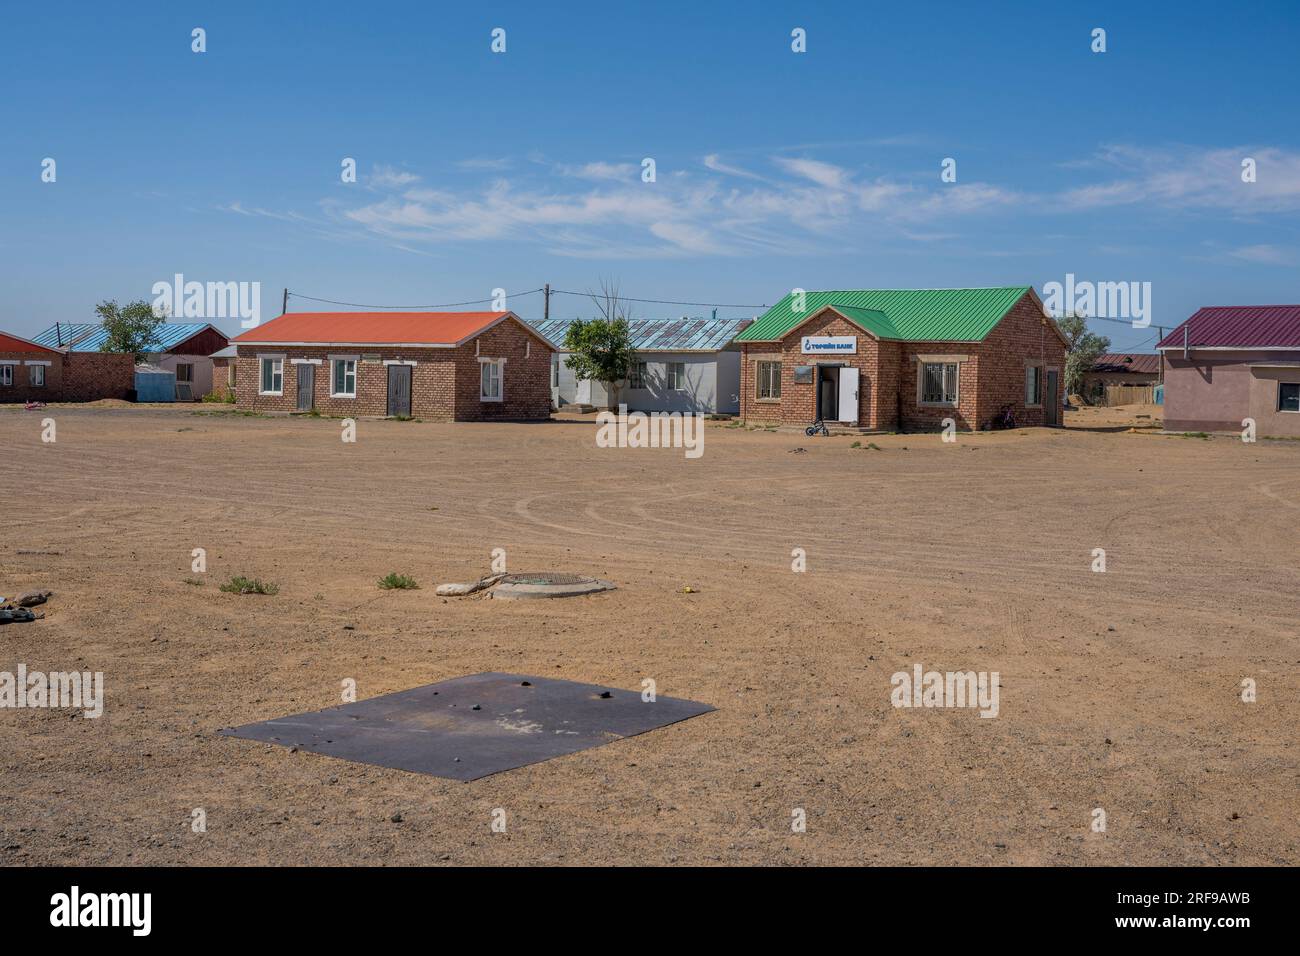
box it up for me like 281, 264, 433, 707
1157, 306, 1300, 349
1092, 352, 1160, 375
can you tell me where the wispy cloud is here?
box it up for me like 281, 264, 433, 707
224, 143, 1300, 260
1061, 145, 1300, 212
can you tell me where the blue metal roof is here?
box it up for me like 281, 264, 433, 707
528, 316, 752, 352
30, 322, 219, 353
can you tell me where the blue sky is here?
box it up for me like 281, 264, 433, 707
2, 0, 1298, 351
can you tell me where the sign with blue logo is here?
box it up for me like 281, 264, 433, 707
801, 336, 857, 354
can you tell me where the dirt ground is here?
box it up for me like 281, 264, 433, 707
0, 404, 1295, 866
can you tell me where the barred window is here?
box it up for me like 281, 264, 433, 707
629, 361, 647, 390
921, 362, 958, 404
756, 361, 781, 400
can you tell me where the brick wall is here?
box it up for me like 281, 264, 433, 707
974, 293, 1066, 429
0, 351, 62, 403
739, 293, 1067, 431
62, 352, 135, 401
209, 357, 236, 399
235, 318, 553, 421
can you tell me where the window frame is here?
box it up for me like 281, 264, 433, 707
480, 357, 504, 402
756, 360, 782, 401
1025, 364, 1043, 407
666, 361, 686, 391
0, 364, 13, 387
330, 357, 358, 398
919, 361, 960, 407
629, 360, 648, 390
175, 362, 194, 384
1279, 381, 1300, 413
258, 355, 284, 396
30, 364, 45, 387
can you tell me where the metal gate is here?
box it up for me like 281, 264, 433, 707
296, 363, 314, 412
387, 363, 412, 417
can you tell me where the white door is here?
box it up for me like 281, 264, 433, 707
838, 368, 859, 423
576, 378, 592, 404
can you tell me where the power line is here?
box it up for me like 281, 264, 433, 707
550, 288, 769, 310
287, 288, 544, 310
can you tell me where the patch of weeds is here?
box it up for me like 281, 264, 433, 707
183, 577, 204, 586
307, 408, 322, 418
392, 414, 414, 422
378, 572, 419, 590
867, 442, 881, 450
1176, 431, 1211, 440
850, 440, 862, 448
219, 576, 279, 595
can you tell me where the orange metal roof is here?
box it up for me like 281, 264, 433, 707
232, 311, 524, 346
0, 331, 60, 353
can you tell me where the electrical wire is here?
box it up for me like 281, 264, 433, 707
287, 288, 544, 310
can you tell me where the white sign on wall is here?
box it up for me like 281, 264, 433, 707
801, 335, 857, 354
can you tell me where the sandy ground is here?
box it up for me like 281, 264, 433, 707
0, 403, 1295, 866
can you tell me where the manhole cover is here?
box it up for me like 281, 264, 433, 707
492, 572, 615, 600
502, 572, 589, 586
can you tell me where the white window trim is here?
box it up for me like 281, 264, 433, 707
382, 359, 417, 366
916, 359, 962, 407
479, 357, 505, 403
330, 356, 359, 398
290, 358, 322, 366
258, 353, 285, 396
29, 364, 46, 386
0, 365, 13, 386
23, 360, 53, 366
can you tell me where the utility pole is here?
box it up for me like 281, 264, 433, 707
1156, 326, 1165, 383
282, 288, 289, 316
543, 283, 550, 322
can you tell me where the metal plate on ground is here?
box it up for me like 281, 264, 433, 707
219, 672, 714, 781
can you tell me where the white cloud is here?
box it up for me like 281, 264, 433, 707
368, 165, 420, 189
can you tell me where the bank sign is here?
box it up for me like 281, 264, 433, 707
801, 335, 857, 354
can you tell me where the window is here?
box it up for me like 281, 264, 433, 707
757, 360, 781, 400
0, 365, 13, 387
666, 362, 686, 390
552, 359, 559, 388
921, 362, 959, 405
480, 359, 503, 401
227, 363, 236, 387
176, 363, 193, 383
30, 365, 45, 387
259, 357, 283, 394
331, 358, 357, 397
1025, 365, 1043, 406
1280, 382, 1300, 413
629, 361, 648, 390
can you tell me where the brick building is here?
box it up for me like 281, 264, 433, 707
734, 287, 1067, 431
0, 331, 135, 403
231, 311, 556, 420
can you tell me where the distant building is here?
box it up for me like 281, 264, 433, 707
0, 330, 134, 403
1082, 353, 1161, 405
31, 321, 230, 401
1159, 306, 1300, 436
529, 316, 752, 414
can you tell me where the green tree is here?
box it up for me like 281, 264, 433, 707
96, 299, 166, 359
563, 279, 634, 408
1057, 313, 1110, 398
563, 317, 632, 409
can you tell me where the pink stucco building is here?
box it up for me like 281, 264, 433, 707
1158, 306, 1300, 437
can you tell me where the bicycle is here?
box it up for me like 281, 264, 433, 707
805, 419, 830, 437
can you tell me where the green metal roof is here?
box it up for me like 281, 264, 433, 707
733, 287, 1033, 343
